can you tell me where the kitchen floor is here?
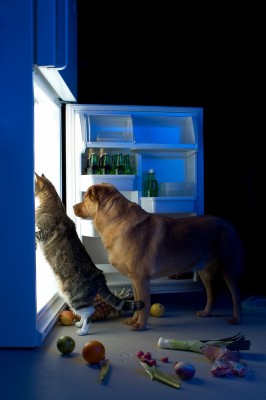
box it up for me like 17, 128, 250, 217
1, 291, 265, 400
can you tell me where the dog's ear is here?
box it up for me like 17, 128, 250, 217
86, 185, 98, 201
87, 184, 110, 202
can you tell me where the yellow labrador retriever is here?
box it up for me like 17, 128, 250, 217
73, 183, 244, 331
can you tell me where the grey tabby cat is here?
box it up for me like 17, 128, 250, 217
35, 173, 145, 336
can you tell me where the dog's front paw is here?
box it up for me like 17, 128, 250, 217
130, 322, 146, 331
123, 316, 137, 326
123, 317, 146, 330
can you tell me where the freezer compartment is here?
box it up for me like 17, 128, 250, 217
140, 197, 196, 213
80, 175, 138, 191
133, 115, 196, 144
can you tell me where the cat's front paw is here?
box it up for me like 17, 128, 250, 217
76, 328, 90, 336
75, 320, 83, 328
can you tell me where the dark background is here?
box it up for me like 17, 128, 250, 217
76, 2, 262, 297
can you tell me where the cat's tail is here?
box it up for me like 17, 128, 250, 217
97, 285, 145, 312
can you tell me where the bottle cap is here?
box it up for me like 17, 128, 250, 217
148, 168, 155, 173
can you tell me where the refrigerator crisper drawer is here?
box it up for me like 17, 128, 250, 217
141, 197, 196, 213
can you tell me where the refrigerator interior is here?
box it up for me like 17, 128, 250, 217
66, 105, 204, 294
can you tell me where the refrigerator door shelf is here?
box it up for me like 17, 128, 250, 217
159, 181, 195, 197
80, 175, 138, 191
141, 197, 196, 214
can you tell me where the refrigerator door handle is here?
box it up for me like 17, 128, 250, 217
34, 0, 68, 70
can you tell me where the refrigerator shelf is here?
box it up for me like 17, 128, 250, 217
85, 142, 197, 152
105, 272, 203, 294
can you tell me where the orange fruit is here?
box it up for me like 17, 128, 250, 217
82, 340, 105, 364
57, 336, 75, 355
59, 310, 76, 325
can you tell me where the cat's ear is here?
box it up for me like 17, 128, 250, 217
41, 174, 46, 178
35, 173, 45, 189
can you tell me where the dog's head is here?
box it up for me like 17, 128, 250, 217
73, 183, 119, 219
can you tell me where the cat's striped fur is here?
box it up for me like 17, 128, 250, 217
35, 173, 144, 335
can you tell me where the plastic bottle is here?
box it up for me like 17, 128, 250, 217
143, 169, 159, 197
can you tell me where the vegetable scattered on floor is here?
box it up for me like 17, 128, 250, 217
140, 362, 181, 389
174, 361, 196, 380
98, 359, 110, 382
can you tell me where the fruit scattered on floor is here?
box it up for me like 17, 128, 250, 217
58, 310, 76, 326
150, 303, 165, 317
92, 287, 133, 320
136, 349, 169, 366
82, 340, 106, 364
57, 336, 76, 355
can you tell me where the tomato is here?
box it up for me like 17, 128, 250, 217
57, 336, 76, 355
82, 340, 105, 364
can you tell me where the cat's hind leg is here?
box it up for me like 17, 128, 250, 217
75, 306, 95, 336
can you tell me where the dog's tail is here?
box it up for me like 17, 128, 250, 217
97, 282, 145, 312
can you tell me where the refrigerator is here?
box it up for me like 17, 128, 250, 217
0, 0, 77, 347
0, 1, 203, 348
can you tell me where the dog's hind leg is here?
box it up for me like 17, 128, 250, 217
196, 261, 218, 318
219, 269, 242, 324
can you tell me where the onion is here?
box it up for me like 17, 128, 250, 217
174, 361, 196, 380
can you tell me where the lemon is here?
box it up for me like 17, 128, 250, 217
150, 303, 165, 317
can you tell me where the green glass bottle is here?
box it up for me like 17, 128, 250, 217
110, 154, 118, 174
123, 154, 134, 174
86, 152, 100, 175
114, 152, 125, 175
85, 148, 92, 174
143, 169, 159, 197
98, 148, 105, 173
101, 153, 112, 174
